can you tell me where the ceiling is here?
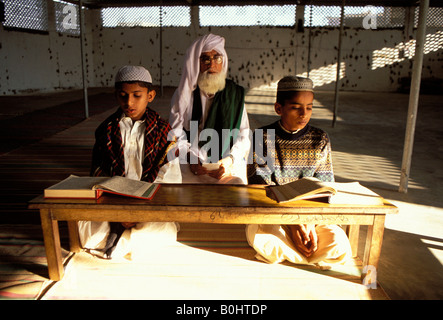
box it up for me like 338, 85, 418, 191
68, 0, 442, 9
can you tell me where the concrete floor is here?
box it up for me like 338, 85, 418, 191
1, 86, 442, 299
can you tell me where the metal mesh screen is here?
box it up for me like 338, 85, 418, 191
54, 0, 80, 36
345, 6, 405, 28
415, 7, 443, 27
199, 5, 296, 27
101, 6, 190, 28
3, 0, 48, 31
305, 5, 342, 27
305, 5, 406, 28
94, 4, 443, 29
161, 6, 191, 27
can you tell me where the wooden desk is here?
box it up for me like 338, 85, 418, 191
28, 184, 398, 283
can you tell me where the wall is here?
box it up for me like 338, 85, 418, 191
296, 27, 443, 92
0, 8, 94, 95
91, 21, 442, 93
1, 6, 442, 95
90, 24, 298, 90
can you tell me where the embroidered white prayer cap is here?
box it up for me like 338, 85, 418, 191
277, 76, 313, 92
115, 65, 152, 84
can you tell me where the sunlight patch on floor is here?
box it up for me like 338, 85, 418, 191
332, 150, 424, 190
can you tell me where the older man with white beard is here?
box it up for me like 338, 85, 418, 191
169, 34, 250, 184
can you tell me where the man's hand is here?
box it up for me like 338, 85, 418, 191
207, 156, 233, 180
288, 224, 318, 258
189, 162, 208, 176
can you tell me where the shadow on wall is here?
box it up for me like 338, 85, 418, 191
242, 29, 443, 93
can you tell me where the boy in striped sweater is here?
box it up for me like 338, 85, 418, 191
247, 76, 352, 268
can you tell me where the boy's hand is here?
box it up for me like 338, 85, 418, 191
289, 224, 318, 258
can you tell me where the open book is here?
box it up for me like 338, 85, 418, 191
44, 175, 160, 200
265, 177, 384, 205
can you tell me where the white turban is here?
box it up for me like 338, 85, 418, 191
169, 34, 228, 136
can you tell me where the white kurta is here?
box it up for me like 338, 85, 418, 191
78, 114, 181, 261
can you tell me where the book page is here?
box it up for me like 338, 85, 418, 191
266, 177, 335, 202
323, 181, 384, 205
44, 175, 110, 199
271, 183, 303, 201
285, 177, 329, 195
95, 176, 156, 198
47, 175, 108, 190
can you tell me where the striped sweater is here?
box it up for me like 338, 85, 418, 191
247, 121, 334, 185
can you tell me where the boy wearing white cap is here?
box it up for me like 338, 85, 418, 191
91, 65, 177, 183
79, 65, 181, 260
246, 76, 352, 268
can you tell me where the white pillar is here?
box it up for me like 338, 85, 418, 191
332, 0, 345, 127
399, 0, 429, 193
79, 0, 89, 118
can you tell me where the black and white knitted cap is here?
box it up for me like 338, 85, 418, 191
115, 65, 152, 84
277, 76, 313, 92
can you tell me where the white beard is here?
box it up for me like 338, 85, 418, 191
197, 70, 226, 95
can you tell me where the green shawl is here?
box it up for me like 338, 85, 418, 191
192, 79, 245, 161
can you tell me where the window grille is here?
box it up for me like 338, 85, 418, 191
54, 0, 80, 36
101, 6, 190, 28
304, 5, 405, 28
2, 0, 48, 31
199, 5, 296, 27
305, 5, 342, 27
345, 6, 405, 28
415, 7, 443, 28
161, 6, 191, 27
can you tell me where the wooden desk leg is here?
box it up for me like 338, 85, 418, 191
362, 215, 386, 285
346, 225, 360, 258
67, 221, 81, 253
40, 209, 64, 281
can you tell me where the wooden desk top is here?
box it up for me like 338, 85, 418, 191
29, 184, 398, 215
